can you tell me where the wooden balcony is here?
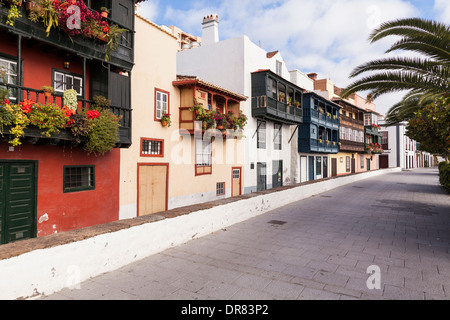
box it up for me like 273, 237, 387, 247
339, 140, 365, 153
299, 138, 339, 154
1, 83, 131, 147
0, 2, 135, 69
303, 108, 339, 129
252, 96, 303, 125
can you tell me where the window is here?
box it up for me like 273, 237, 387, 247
276, 60, 282, 76
257, 120, 266, 149
0, 57, 18, 102
361, 154, 365, 169
381, 131, 389, 150
274, 123, 282, 150
64, 166, 95, 193
216, 182, 225, 196
196, 137, 212, 175
364, 113, 371, 126
141, 138, 164, 157
346, 156, 351, 172
155, 89, 169, 120
316, 157, 322, 176
54, 71, 83, 96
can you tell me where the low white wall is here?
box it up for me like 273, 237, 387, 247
0, 168, 401, 300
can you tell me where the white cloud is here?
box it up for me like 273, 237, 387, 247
434, 0, 450, 23
137, 0, 160, 21
141, 0, 425, 115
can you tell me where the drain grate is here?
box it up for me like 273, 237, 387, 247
352, 186, 364, 189
268, 220, 287, 225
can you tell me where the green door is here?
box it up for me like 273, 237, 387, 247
0, 162, 37, 245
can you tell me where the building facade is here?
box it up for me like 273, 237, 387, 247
177, 15, 311, 193
0, 0, 142, 244
378, 120, 434, 169
297, 92, 340, 181
119, 15, 247, 220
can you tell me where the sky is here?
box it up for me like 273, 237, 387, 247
137, 0, 450, 116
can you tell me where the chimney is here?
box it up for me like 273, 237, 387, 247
202, 14, 219, 45
307, 73, 318, 80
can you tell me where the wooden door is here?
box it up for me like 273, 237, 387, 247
257, 163, 267, 192
138, 165, 168, 216
300, 156, 307, 183
272, 160, 283, 188
0, 162, 37, 245
232, 168, 241, 197
331, 158, 337, 177
351, 158, 356, 173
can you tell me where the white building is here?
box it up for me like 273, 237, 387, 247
177, 15, 313, 193
378, 120, 434, 169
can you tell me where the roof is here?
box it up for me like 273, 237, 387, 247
173, 76, 248, 101
266, 51, 279, 59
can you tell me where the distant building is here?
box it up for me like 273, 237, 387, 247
378, 120, 434, 169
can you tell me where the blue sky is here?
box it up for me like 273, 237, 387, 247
137, 0, 449, 115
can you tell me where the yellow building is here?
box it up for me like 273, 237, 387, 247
119, 15, 247, 219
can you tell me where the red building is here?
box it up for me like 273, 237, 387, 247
0, 0, 144, 244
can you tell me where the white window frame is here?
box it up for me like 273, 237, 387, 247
155, 90, 169, 120
196, 138, 212, 167
54, 71, 83, 96
0, 57, 18, 101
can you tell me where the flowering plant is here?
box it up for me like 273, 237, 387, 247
161, 113, 172, 127
63, 89, 78, 112
86, 110, 101, 119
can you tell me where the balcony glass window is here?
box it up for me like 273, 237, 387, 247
54, 71, 83, 96
0, 57, 18, 102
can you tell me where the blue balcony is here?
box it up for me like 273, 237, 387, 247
299, 138, 339, 154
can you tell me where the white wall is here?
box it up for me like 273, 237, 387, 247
177, 35, 301, 193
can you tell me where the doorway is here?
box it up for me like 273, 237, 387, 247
0, 161, 37, 245
232, 168, 242, 197
138, 164, 168, 216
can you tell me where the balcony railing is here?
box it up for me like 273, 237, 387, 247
1, 82, 131, 147
339, 140, 365, 152
252, 95, 303, 125
303, 108, 339, 128
299, 138, 339, 154
0, 3, 134, 68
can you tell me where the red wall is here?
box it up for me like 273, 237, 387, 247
0, 33, 90, 101
1, 33, 117, 237
0, 143, 120, 237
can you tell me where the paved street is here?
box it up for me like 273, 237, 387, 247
41, 168, 450, 300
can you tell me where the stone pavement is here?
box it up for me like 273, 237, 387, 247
41, 168, 450, 300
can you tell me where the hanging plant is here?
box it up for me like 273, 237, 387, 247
83, 109, 121, 156
6, 0, 22, 27
63, 89, 78, 112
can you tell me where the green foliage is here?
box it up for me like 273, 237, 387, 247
28, 102, 67, 137
69, 113, 92, 144
438, 161, 450, 193
92, 95, 111, 110
406, 96, 450, 158
0, 102, 30, 146
84, 109, 120, 156
341, 18, 450, 125
6, 2, 22, 27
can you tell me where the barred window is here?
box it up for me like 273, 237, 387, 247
216, 182, 225, 196
142, 139, 163, 157
64, 166, 95, 193
257, 120, 266, 149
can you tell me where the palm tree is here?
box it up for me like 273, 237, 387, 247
341, 18, 450, 126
